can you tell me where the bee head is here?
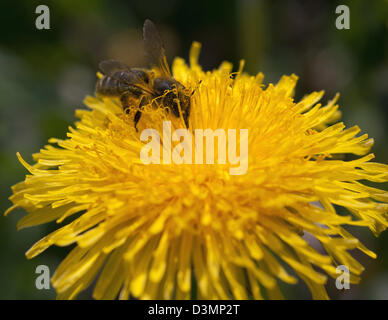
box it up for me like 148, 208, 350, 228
153, 77, 192, 127
171, 83, 191, 123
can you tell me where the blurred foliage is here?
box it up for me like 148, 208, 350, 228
0, 0, 387, 299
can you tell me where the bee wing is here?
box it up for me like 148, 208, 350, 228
99, 59, 130, 75
131, 80, 156, 96
143, 19, 171, 77
99, 60, 155, 95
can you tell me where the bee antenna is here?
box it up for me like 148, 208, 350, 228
190, 80, 202, 96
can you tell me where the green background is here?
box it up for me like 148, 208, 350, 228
0, 0, 387, 299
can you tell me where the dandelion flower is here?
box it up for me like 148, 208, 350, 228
6, 42, 388, 300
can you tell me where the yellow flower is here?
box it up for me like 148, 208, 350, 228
6, 42, 388, 300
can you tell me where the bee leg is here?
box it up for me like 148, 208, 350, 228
183, 112, 189, 129
134, 96, 146, 132
134, 111, 141, 132
120, 91, 131, 114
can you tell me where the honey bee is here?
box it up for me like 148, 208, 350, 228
96, 19, 193, 131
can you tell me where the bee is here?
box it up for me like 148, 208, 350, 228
96, 19, 193, 131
